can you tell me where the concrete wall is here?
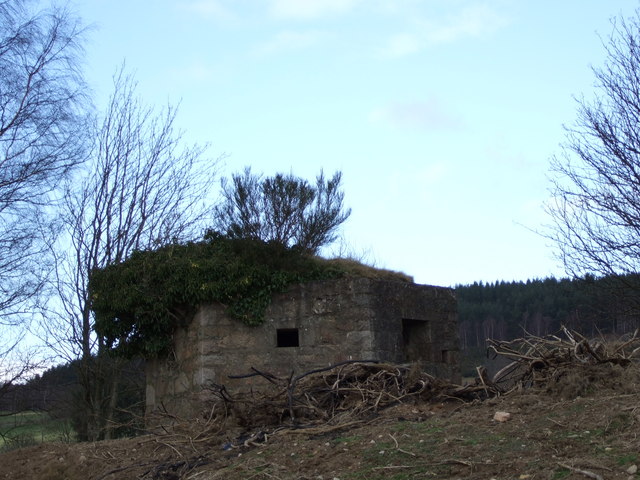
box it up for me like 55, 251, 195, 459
146, 277, 459, 419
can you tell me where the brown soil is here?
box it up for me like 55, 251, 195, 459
2, 363, 640, 480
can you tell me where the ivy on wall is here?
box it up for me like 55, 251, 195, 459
90, 232, 344, 358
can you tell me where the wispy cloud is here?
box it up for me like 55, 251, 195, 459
380, 3, 510, 58
178, 0, 235, 20
269, 0, 361, 20
425, 4, 508, 44
483, 137, 536, 170
369, 99, 463, 131
386, 162, 450, 205
382, 33, 423, 57
169, 60, 217, 84
419, 162, 448, 184
258, 30, 330, 54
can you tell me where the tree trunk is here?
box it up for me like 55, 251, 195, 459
103, 360, 120, 440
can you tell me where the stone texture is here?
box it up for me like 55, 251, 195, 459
146, 277, 459, 420
493, 411, 512, 422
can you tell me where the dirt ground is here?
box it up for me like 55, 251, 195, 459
1, 363, 640, 480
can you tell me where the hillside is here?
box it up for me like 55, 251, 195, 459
1, 374, 639, 479
2, 332, 640, 480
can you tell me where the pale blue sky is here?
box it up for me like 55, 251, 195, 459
72, 0, 639, 287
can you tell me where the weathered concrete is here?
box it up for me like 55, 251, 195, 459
146, 277, 459, 420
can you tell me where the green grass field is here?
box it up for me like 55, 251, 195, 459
0, 411, 74, 452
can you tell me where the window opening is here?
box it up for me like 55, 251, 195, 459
277, 328, 299, 347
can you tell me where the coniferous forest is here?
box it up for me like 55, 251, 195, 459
455, 275, 640, 350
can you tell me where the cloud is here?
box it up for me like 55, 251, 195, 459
269, 0, 361, 19
385, 162, 450, 208
258, 30, 329, 54
169, 60, 216, 84
382, 33, 423, 57
424, 4, 508, 45
483, 137, 537, 171
369, 99, 463, 131
419, 162, 448, 184
178, 0, 235, 20
380, 3, 510, 58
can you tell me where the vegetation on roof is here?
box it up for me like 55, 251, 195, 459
90, 232, 408, 358
322, 257, 413, 283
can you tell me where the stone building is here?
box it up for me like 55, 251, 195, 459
146, 276, 459, 419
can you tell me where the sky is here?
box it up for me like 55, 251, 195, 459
71, 0, 640, 287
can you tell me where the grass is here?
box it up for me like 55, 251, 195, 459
552, 468, 571, 479
0, 411, 74, 452
323, 257, 413, 283
332, 434, 362, 445
616, 453, 638, 466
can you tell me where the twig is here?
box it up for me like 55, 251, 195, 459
475, 366, 491, 396
95, 461, 158, 480
557, 462, 604, 480
278, 420, 368, 435
228, 367, 282, 384
546, 417, 567, 427
372, 459, 473, 470
388, 433, 416, 456
154, 439, 184, 457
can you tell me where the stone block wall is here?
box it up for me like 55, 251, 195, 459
146, 277, 459, 420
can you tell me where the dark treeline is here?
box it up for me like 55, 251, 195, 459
0, 359, 145, 439
456, 275, 640, 349
0, 363, 77, 413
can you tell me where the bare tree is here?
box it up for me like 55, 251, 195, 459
0, 0, 86, 327
214, 168, 351, 254
0, 340, 45, 410
42, 68, 217, 440
548, 10, 640, 281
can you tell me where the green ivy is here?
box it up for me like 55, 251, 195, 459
90, 233, 344, 358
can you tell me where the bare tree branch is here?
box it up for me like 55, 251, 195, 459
40, 66, 218, 440
548, 11, 640, 282
0, 0, 88, 327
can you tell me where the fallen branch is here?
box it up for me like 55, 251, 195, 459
487, 327, 640, 393
557, 462, 604, 480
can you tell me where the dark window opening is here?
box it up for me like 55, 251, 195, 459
402, 318, 430, 362
441, 350, 450, 363
277, 328, 299, 347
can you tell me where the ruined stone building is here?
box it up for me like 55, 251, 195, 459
146, 276, 459, 419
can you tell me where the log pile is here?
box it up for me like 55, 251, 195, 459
201, 360, 488, 434
487, 326, 640, 395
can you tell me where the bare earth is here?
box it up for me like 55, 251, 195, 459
1, 363, 640, 480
